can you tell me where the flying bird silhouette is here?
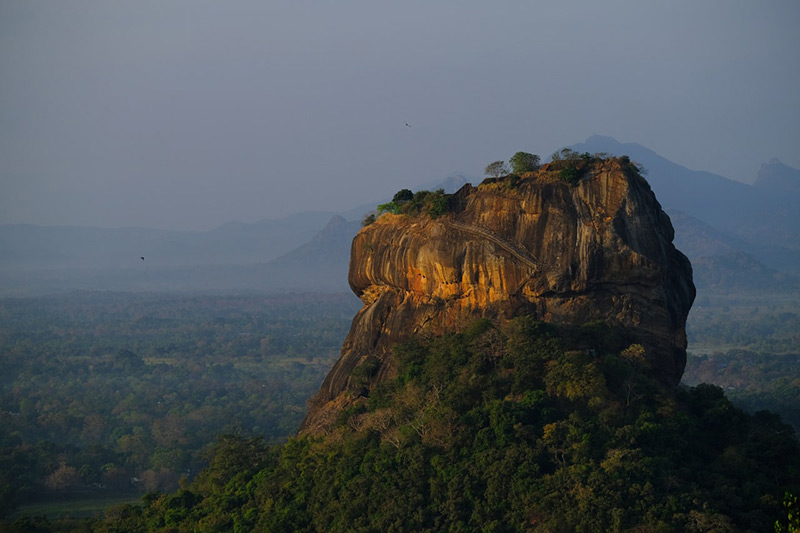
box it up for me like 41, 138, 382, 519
140, 257, 145, 261
404, 122, 411, 127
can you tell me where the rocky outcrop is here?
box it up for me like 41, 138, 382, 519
300, 158, 695, 435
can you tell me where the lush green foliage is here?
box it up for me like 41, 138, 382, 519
687, 297, 800, 354
509, 152, 541, 174
775, 492, 799, 532
558, 166, 580, 185
377, 188, 449, 218
546, 149, 645, 186
86, 318, 799, 532
684, 295, 800, 431
0, 292, 359, 517
484, 160, 509, 178
392, 189, 414, 204
548, 149, 596, 185
684, 350, 800, 431
361, 212, 376, 227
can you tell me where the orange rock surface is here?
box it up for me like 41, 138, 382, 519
300, 159, 695, 435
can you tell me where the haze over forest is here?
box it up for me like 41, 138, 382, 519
2, 1, 799, 231
2, 4, 800, 529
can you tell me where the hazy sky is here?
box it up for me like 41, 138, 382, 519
2, 1, 799, 230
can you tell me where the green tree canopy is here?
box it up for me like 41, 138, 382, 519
484, 160, 508, 178
392, 189, 414, 204
94, 318, 800, 532
509, 152, 541, 174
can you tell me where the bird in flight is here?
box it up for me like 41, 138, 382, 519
404, 122, 411, 127
140, 257, 145, 261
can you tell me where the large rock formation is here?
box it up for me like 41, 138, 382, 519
300, 157, 695, 435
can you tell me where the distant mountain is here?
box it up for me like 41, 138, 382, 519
754, 158, 800, 195
568, 136, 800, 273
261, 215, 361, 292
666, 209, 737, 259
0, 212, 337, 271
420, 173, 470, 193
692, 250, 799, 291
0, 212, 342, 295
197, 211, 341, 265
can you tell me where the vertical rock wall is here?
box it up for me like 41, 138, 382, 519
300, 159, 695, 435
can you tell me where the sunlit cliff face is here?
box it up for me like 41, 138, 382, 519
301, 159, 695, 435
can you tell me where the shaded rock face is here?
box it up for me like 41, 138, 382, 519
300, 159, 695, 435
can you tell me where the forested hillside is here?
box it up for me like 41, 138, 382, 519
79, 319, 800, 532
3, 290, 797, 530
684, 290, 800, 431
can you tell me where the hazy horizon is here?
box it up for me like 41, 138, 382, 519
2, 1, 799, 231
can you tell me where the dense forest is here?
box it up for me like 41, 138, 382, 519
1, 289, 798, 531
684, 291, 800, 431
0, 292, 360, 518
55, 317, 800, 532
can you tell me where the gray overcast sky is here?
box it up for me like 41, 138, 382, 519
1, 1, 798, 230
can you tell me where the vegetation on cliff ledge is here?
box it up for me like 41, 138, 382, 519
376, 188, 450, 219
365, 152, 648, 228
77, 318, 798, 532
